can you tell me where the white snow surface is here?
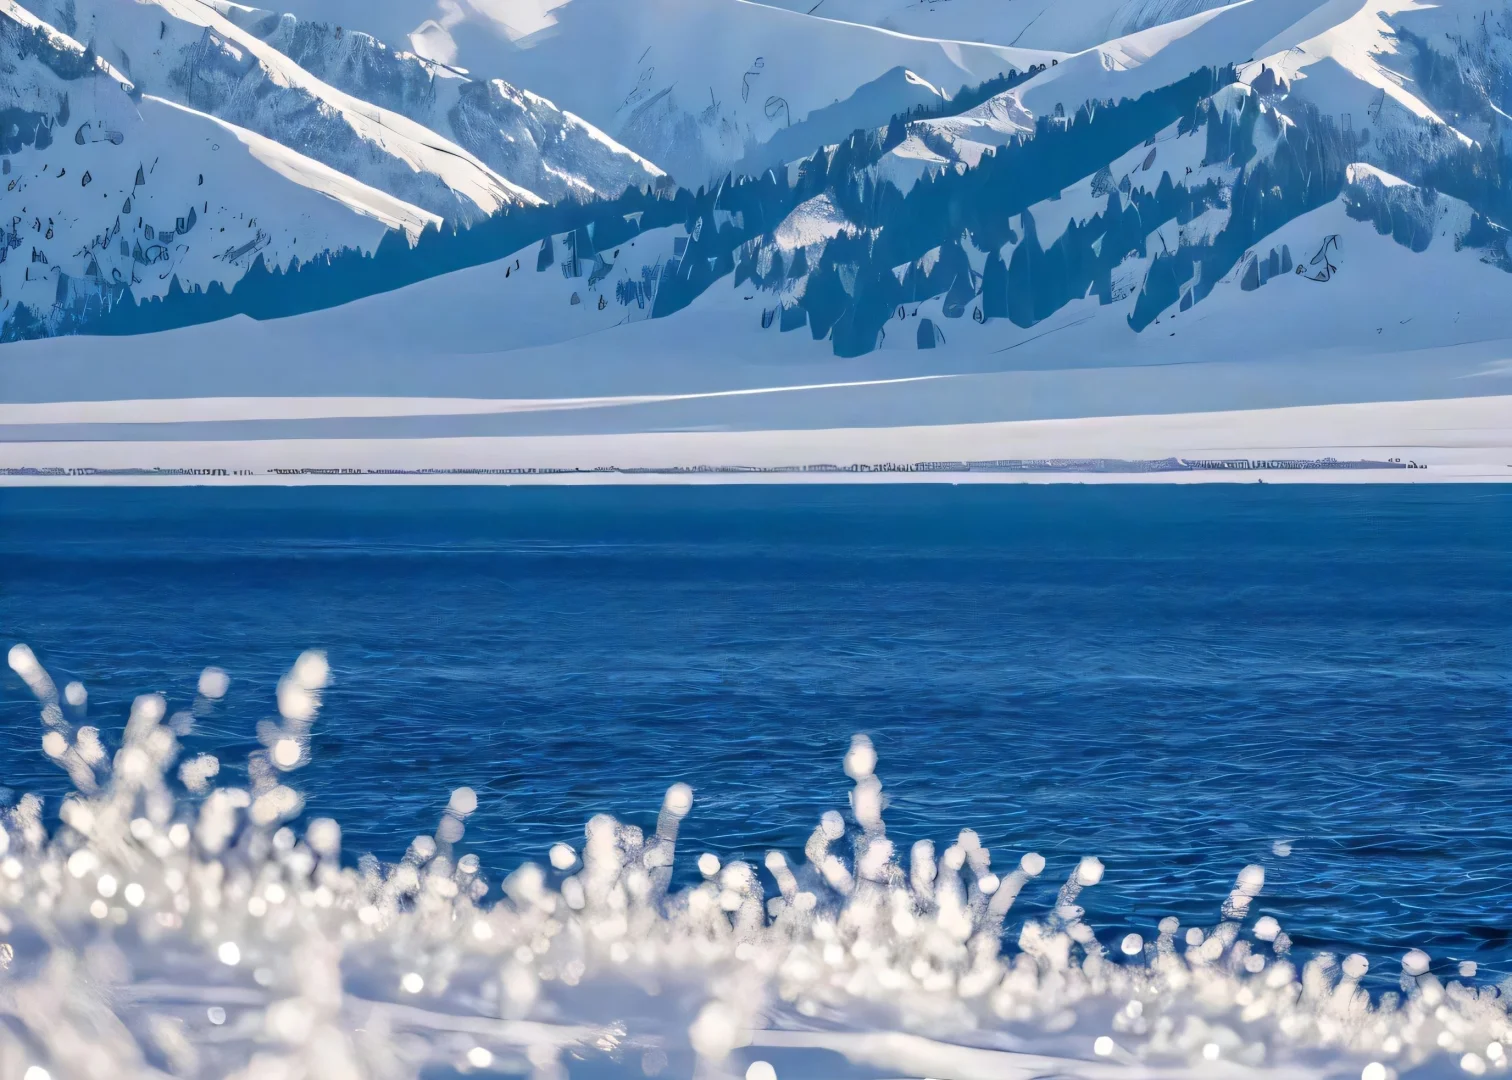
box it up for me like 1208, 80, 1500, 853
144, 96, 442, 237
6, 393, 1509, 483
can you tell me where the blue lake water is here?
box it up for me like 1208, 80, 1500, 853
2, 485, 1509, 984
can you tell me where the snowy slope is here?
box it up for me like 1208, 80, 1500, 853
1238, 0, 1481, 162
4, 0, 670, 336
247, 0, 1397, 191
0, 1, 439, 331
852, 0, 1509, 202
761, 0, 1256, 51
213, 3, 667, 201
3, 180, 1507, 407
241, 0, 1061, 184
221, 0, 1330, 189
143, 0, 1506, 194
496, 2, 1059, 185
16, 0, 545, 219
870, 0, 1354, 181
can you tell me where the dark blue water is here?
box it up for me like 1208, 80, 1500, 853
2, 486, 1509, 980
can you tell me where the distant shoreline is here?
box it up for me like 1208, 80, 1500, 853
3, 394, 1507, 485
3, 465, 1506, 486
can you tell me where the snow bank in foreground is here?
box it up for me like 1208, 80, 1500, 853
2, 646, 1511, 1079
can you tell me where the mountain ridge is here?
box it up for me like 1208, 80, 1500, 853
5, 0, 1512, 393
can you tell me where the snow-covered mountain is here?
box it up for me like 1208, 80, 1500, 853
405, 0, 1059, 185
1, 0, 444, 332
3, 0, 1512, 476
1, 0, 671, 333
19, 0, 545, 218
244, 0, 1062, 183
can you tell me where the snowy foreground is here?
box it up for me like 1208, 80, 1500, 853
3, 646, 1511, 1080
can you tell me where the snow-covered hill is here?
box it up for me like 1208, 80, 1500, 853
251, 0, 1062, 183
17, 0, 543, 220
1, 0, 678, 333
211, 1, 666, 202
11, 0, 665, 213
4, 0, 1512, 477
1, 0, 444, 332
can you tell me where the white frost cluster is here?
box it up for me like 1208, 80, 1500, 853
0, 643, 1507, 1080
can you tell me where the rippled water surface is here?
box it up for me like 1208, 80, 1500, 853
2, 485, 1509, 980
